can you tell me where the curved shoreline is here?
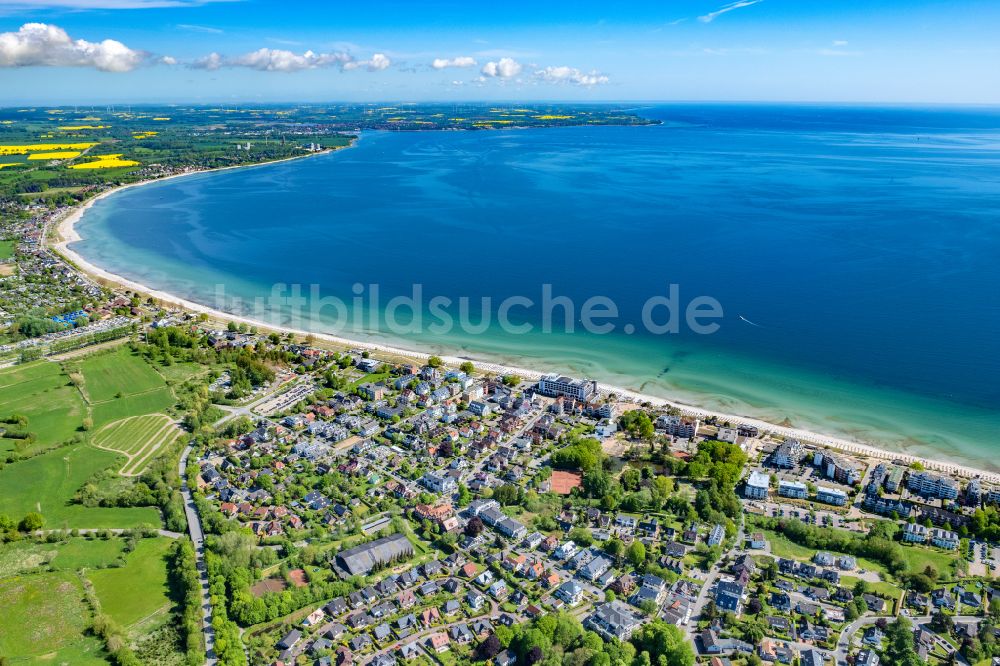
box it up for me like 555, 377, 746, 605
49, 150, 1000, 485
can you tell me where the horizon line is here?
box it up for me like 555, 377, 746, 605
5, 100, 1000, 109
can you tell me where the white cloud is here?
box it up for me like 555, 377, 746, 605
0, 22, 144, 71
177, 23, 223, 34
236, 48, 351, 72
431, 55, 476, 69
832, 40, 849, 47
343, 52, 390, 71
159, 55, 177, 65
480, 57, 521, 78
193, 47, 355, 72
698, 0, 763, 23
534, 65, 609, 86
193, 51, 222, 70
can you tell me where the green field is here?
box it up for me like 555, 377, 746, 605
81, 346, 169, 402
0, 444, 160, 529
92, 386, 176, 428
89, 537, 174, 629
92, 413, 179, 475
0, 238, 15, 260
0, 537, 127, 578
0, 360, 87, 456
900, 543, 961, 576
0, 570, 107, 663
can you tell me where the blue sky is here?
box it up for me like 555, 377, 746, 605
1, 0, 999, 104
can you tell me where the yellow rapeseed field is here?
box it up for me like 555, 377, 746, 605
58, 125, 109, 130
534, 115, 574, 120
69, 154, 140, 169
0, 142, 97, 156
152, 117, 171, 121
28, 151, 82, 160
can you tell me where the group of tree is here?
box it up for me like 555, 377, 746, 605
166, 539, 206, 665
0, 511, 44, 540
552, 436, 604, 472
486, 612, 693, 666
750, 515, 907, 574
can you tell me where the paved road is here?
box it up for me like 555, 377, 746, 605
34, 527, 183, 539
180, 444, 218, 666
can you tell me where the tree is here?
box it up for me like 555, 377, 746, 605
884, 616, 921, 666
605, 538, 625, 563
569, 527, 594, 547
493, 484, 523, 506
465, 517, 485, 537
476, 633, 502, 661
627, 541, 646, 567
583, 469, 611, 500
18, 512, 43, 532
631, 620, 695, 666
428, 355, 443, 368
742, 619, 766, 644
460, 361, 475, 374
932, 610, 954, 634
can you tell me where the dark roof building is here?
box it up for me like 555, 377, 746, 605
336, 533, 414, 577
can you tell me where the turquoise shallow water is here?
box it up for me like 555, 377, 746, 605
72, 105, 1000, 468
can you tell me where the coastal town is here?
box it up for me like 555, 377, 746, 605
0, 109, 997, 666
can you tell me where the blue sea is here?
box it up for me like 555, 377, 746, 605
73, 104, 1000, 468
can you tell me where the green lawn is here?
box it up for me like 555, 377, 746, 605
759, 529, 814, 559
900, 544, 960, 576
0, 570, 101, 661
0, 444, 160, 529
840, 574, 903, 600
81, 346, 167, 403
89, 537, 174, 628
0, 360, 87, 457
0, 239, 15, 260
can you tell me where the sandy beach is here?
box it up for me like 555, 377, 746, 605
49, 153, 1000, 487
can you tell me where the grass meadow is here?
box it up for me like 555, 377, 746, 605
0, 360, 87, 457
0, 570, 107, 664
89, 537, 175, 629
0, 444, 160, 528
